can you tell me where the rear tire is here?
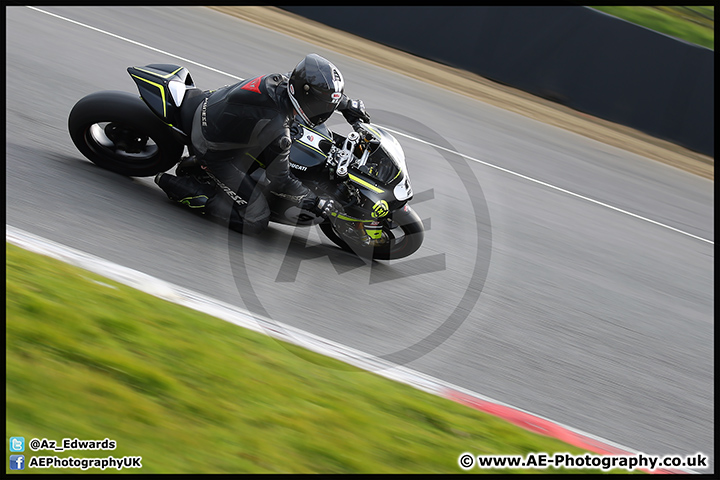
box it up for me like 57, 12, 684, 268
68, 91, 184, 177
320, 205, 424, 260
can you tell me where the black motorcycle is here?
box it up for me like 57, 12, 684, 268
68, 64, 424, 260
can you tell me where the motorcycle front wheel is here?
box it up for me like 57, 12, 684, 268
320, 205, 424, 260
68, 91, 184, 177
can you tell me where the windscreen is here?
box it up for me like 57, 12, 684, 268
352, 124, 406, 184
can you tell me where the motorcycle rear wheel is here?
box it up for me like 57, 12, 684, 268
320, 205, 424, 260
68, 91, 184, 177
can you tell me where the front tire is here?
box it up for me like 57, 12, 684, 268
320, 205, 424, 260
68, 91, 184, 177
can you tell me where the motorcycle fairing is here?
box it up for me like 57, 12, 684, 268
127, 64, 195, 128
289, 123, 333, 175
352, 124, 411, 200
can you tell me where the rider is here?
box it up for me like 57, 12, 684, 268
154, 53, 370, 234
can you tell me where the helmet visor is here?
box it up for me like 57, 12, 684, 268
290, 84, 340, 126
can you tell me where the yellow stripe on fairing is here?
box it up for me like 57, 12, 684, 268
135, 66, 183, 79
303, 126, 333, 142
348, 174, 384, 194
296, 140, 327, 157
131, 74, 166, 118
331, 212, 374, 223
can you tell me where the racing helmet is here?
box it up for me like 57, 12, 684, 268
288, 54, 345, 126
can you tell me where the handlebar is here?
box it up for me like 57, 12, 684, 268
328, 123, 380, 178
330, 131, 359, 178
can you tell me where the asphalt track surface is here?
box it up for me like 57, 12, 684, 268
6, 6, 714, 471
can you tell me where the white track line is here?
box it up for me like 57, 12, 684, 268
6, 225, 698, 474
26, 6, 713, 246
26, 6, 243, 81
382, 127, 714, 245
15, 6, 712, 472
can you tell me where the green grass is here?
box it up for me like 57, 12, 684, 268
589, 6, 714, 50
6, 242, 634, 473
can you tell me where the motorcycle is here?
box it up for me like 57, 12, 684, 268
68, 63, 424, 260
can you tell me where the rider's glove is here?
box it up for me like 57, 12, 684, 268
299, 194, 336, 219
339, 96, 370, 124
311, 197, 337, 219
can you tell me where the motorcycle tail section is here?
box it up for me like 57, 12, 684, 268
127, 64, 195, 127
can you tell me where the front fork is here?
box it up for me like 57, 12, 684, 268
332, 217, 390, 247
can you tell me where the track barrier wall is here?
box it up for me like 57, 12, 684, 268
282, 6, 714, 157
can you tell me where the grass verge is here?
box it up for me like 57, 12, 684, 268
7, 242, 633, 473
590, 6, 714, 49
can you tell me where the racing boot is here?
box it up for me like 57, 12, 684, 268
175, 155, 203, 177
154, 173, 213, 211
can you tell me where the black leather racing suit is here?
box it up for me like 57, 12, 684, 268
189, 73, 317, 234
